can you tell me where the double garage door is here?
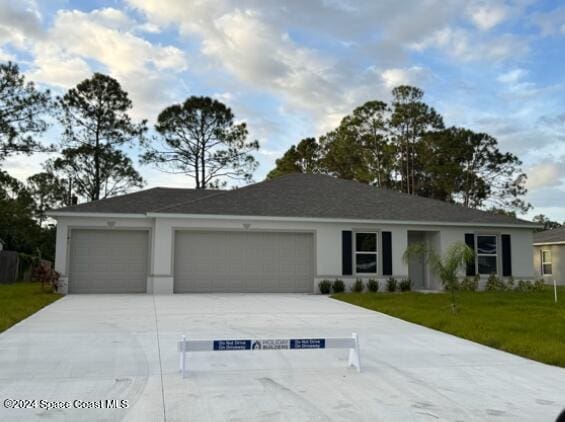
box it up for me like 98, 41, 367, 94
68, 229, 314, 293
174, 231, 314, 293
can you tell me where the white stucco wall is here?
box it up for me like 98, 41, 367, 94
53, 214, 536, 294
439, 226, 535, 286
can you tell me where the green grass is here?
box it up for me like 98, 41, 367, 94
333, 286, 565, 367
0, 282, 62, 333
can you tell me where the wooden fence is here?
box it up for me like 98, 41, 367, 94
0, 251, 19, 283
0, 251, 52, 283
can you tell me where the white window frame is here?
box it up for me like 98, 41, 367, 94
541, 249, 552, 276
354, 232, 378, 275
476, 234, 498, 275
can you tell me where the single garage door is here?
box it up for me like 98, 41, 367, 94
69, 229, 148, 293
174, 231, 314, 293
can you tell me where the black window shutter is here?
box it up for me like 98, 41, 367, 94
342, 231, 352, 275
501, 234, 512, 277
464, 233, 476, 276
382, 231, 393, 276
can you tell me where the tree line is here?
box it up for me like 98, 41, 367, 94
0, 61, 258, 259
0, 60, 538, 259
268, 85, 530, 214
531, 214, 564, 231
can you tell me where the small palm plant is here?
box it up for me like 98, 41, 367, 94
403, 241, 474, 313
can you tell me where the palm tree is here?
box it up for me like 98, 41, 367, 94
403, 241, 474, 312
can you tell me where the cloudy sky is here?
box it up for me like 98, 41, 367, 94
0, 0, 564, 220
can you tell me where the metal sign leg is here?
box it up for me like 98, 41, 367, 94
348, 332, 361, 372
180, 335, 187, 378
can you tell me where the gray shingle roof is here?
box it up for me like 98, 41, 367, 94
51, 187, 220, 214
533, 227, 565, 244
50, 173, 537, 227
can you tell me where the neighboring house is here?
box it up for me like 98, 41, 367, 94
46, 173, 539, 294
533, 228, 565, 285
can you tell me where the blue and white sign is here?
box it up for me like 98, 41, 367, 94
206, 338, 327, 351
290, 338, 325, 349
213, 340, 251, 351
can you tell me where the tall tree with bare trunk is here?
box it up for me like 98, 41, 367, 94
56, 73, 146, 201
142, 96, 259, 189
0, 61, 52, 162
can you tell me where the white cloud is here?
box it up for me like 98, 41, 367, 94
412, 27, 527, 62
200, 10, 338, 107
497, 68, 526, 84
0, 0, 42, 45
26, 46, 92, 89
45, 9, 186, 75
381, 66, 428, 88
2, 152, 52, 182
527, 158, 565, 189
86, 7, 136, 30
531, 6, 565, 36
127, 4, 369, 131
0, 46, 14, 61
6, 7, 190, 121
125, 2, 395, 134
468, 3, 508, 31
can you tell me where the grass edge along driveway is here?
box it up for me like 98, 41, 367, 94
0, 282, 62, 333
333, 286, 565, 368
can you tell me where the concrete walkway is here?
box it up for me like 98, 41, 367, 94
0, 294, 563, 421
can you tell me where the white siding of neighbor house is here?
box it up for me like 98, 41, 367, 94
533, 244, 564, 285
54, 215, 536, 294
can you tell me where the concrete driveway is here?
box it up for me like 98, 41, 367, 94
0, 294, 564, 422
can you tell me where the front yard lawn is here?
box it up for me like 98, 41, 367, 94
0, 282, 61, 333
333, 286, 565, 367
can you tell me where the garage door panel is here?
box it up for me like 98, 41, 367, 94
174, 231, 314, 293
69, 230, 148, 294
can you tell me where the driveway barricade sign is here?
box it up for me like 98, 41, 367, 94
178, 333, 361, 377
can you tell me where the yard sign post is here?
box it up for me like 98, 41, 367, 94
554, 279, 558, 303
178, 333, 361, 378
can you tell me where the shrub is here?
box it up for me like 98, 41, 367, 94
352, 278, 364, 293
386, 277, 397, 292
318, 280, 332, 294
399, 278, 411, 292
367, 278, 379, 293
18, 252, 41, 281
506, 276, 515, 289
332, 278, 345, 293
485, 274, 506, 291
32, 261, 60, 292
460, 276, 478, 291
515, 279, 532, 292
533, 279, 545, 292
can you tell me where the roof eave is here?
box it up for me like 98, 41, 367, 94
45, 210, 541, 229
45, 211, 148, 219
145, 212, 541, 228
533, 241, 565, 246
